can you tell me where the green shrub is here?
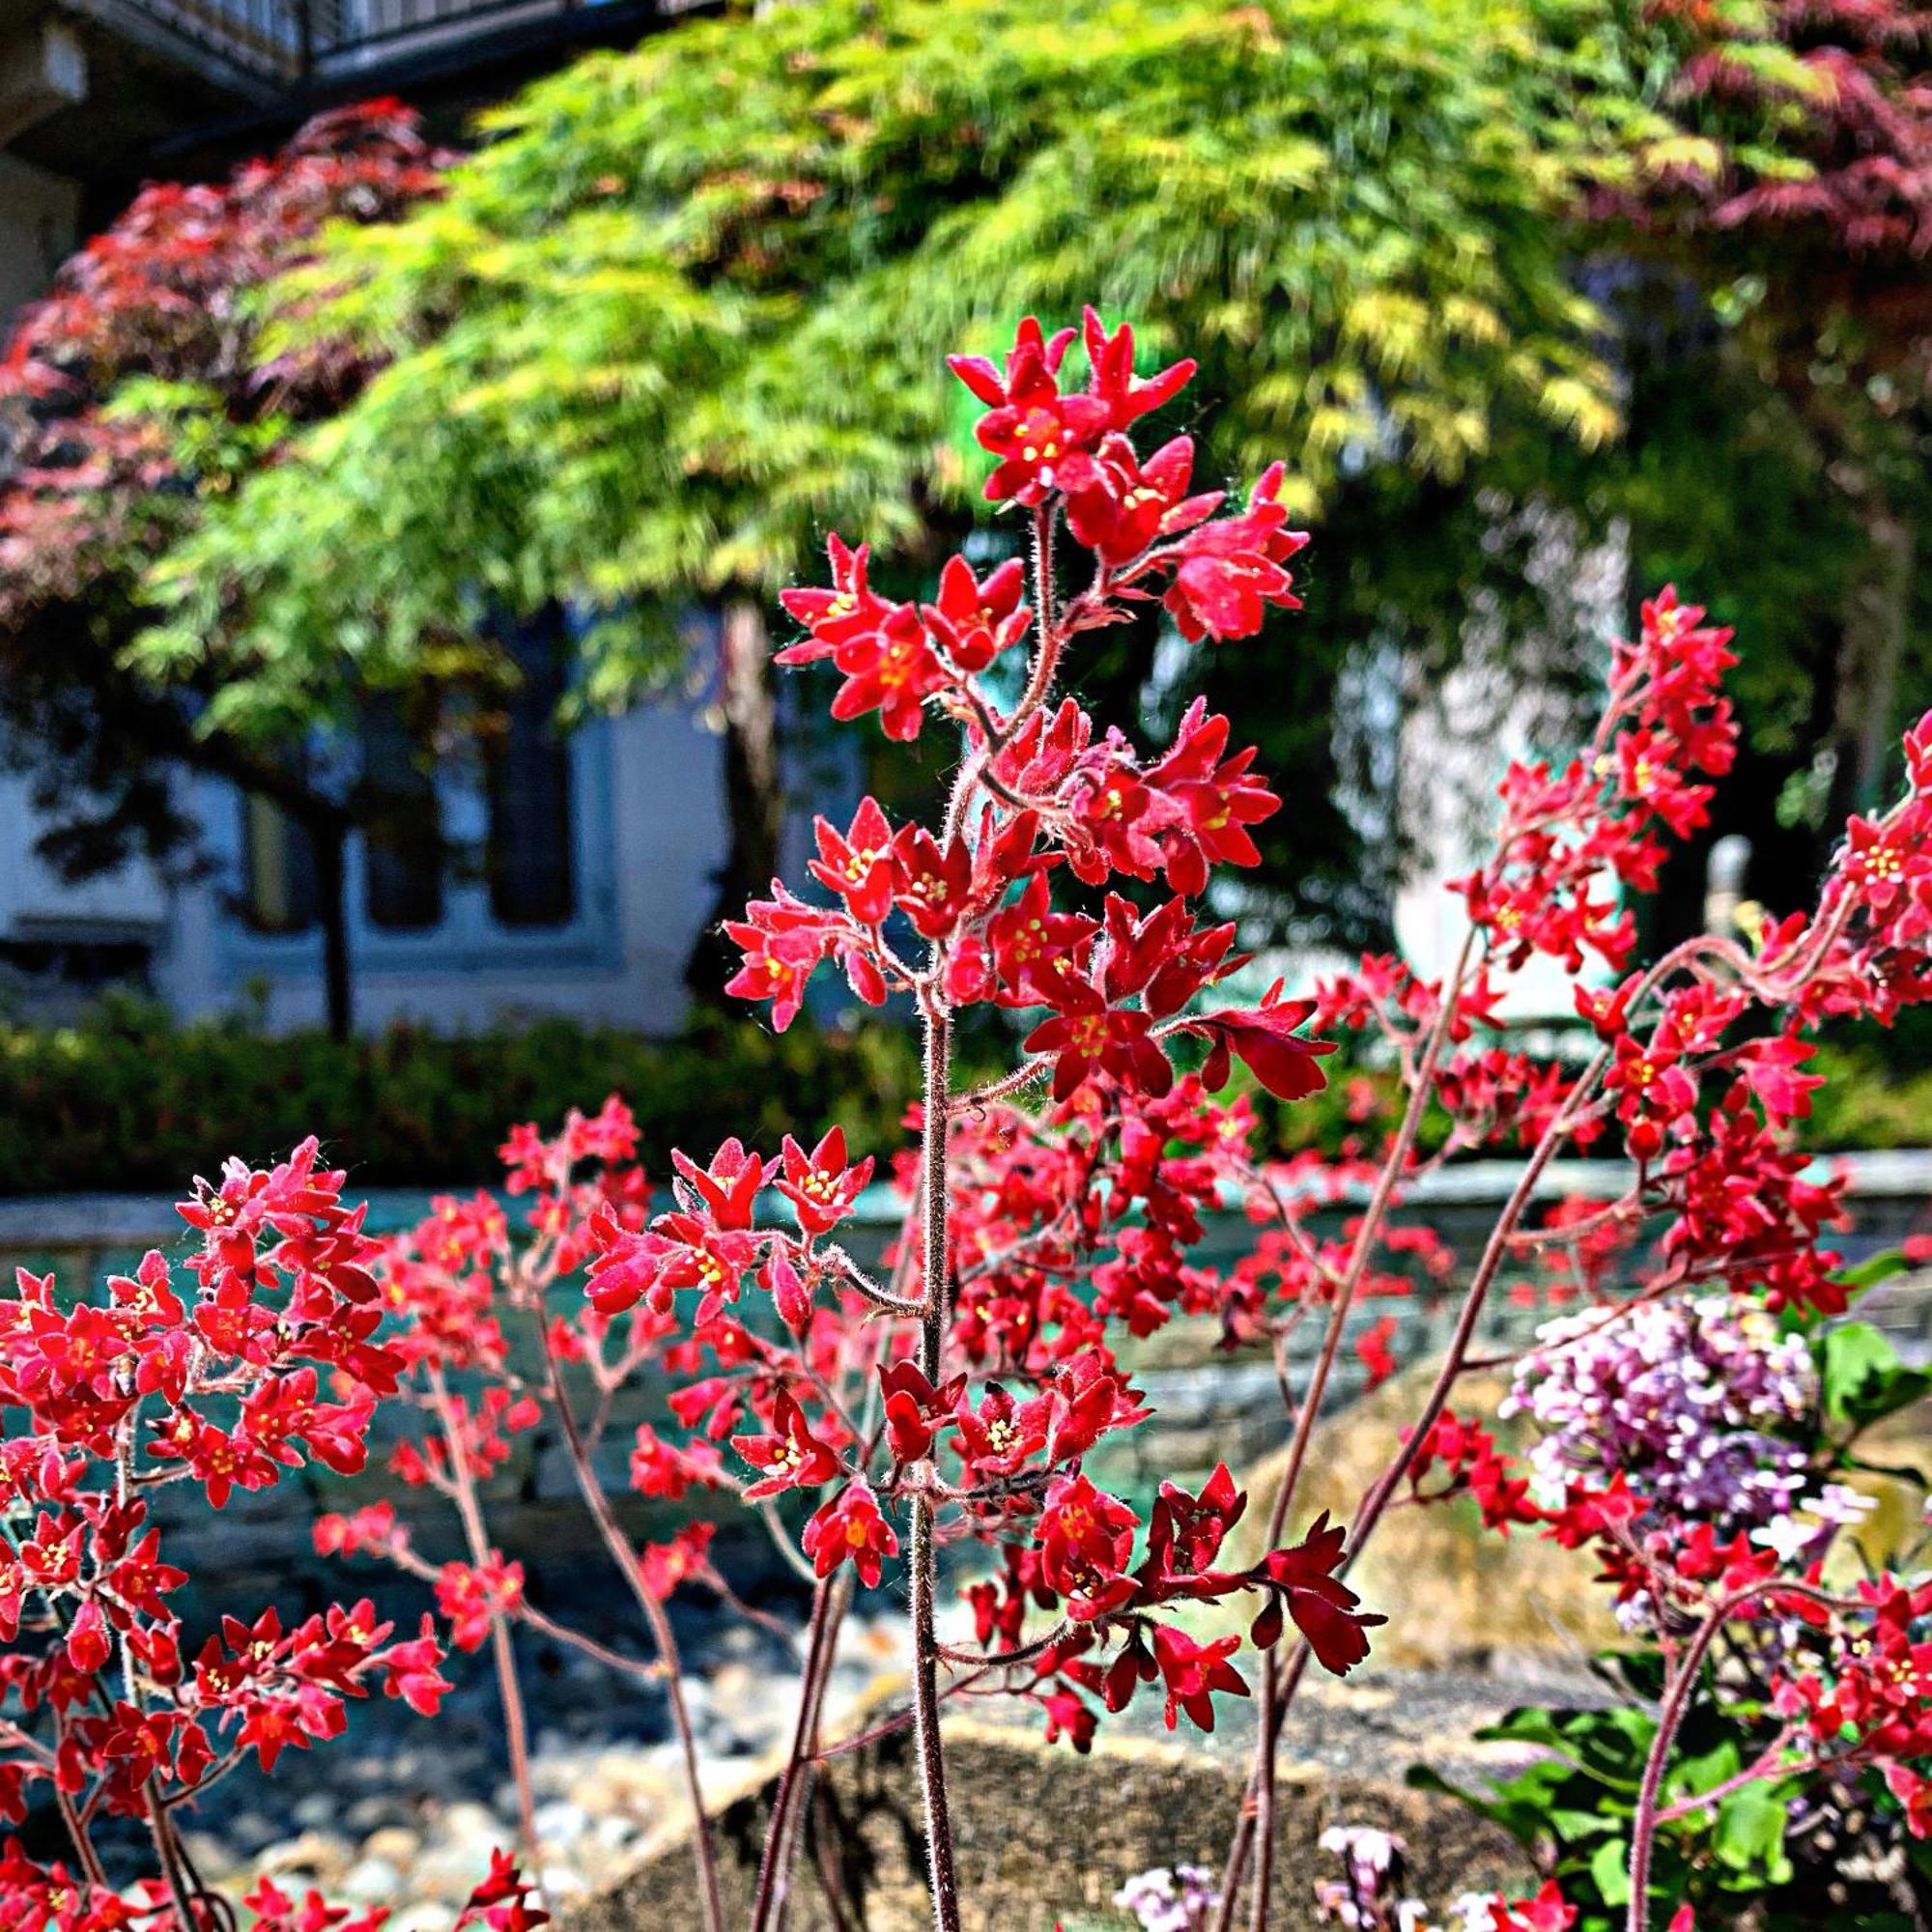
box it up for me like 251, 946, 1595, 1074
0, 997, 931, 1194
0, 997, 1922, 1196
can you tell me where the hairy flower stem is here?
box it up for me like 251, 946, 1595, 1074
909, 1000, 964, 1932
534, 1327, 726, 1932
145, 1781, 205, 1930
1218, 1049, 1597, 1926
1626, 1611, 1720, 1932
1623, 1578, 1844, 1932
54, 1779, 105, 1891
1224, 930, 1475, 1932
751, 1573, 852, 1932
428, 1370, 543, 1895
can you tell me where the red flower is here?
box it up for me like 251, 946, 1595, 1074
1843, 811, 1930, 910
1079, 307, 1197, 432
810, 796, 899, 926
1024, 972, 1174, 1102
1149, 1624, 1248, 1732
1145, 1462, 1246, 1586
1144, 699, 1282, 895
668, 1142, 765, 1237
732, 1391, 841, 1500
1161, 465, 1309, 642
776, 1125, 873, 1236
1353, 1314, 1398, 1388
779, 539, 947, 740
723, 884, 836, 1031
629, 1424, 721, 1501
638, 1522, 716, 1602
891, 823, 974, 939
1037, 1472, 1140, 1619
1253, 1513, 1384, 1675
1182, 980, 1335, 1101
878, 1360, 964, 1463
436, 1555, 525, 1653
950, 316, 1111, 503
1064, 433, 1219, 566
459, 1848, 552, 1932
801, 1478, 898, 1587
922, 554, 1029, 672
776, 533, 892, 660
377, 1615, 451, 1716
956, 1382, 1051, 1478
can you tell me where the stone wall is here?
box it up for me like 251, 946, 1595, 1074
1, 1156, 1927, 1605
567, 1702, 1537, 1932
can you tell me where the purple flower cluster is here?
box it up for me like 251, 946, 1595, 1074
1115, 1865, 1222, 1932
1503, 1293, 1819, 1542
1315, 1826, 1429, 1930
1308, 1828, 1550, 1932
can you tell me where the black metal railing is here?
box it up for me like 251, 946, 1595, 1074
112, 0, 598, 89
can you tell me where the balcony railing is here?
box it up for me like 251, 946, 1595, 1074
109, 0, 638, 90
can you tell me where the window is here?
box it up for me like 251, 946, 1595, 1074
241, 794, 319, 933
360, 696, 443, 931
486, 612, 576, 928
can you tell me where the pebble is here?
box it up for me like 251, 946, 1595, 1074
533, 1800, 589, 1845
341, 1855, 405, 1903
256, 1830, 354, 1889
180, 1613, 906, 1924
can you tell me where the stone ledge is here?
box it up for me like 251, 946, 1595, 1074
564, 1696, 1536, 1931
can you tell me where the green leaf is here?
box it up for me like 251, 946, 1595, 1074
1713, 1783, 1792, 1883
1819, 1321, 1932, 1430
1834, 1247, 1914, 1302
1589, 1834, 1632, 1907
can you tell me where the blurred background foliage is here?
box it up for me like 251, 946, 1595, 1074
1, 0, 1928, 1161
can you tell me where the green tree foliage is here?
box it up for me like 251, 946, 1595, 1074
143, 0, 1671, 951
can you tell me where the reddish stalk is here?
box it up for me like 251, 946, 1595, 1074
751, 1572, 853, 1932
426, 1367, 544, 1892
532, 1321, 726, 1932
907, 1000, 963, 1932
1624, 1579, 1845, 1932
1222, 930, 1476, 1932
53, 1772, 106, 1891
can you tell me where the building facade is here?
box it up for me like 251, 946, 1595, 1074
0, 0, 746, 1030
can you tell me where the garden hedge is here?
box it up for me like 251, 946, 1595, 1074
0, 996, 1922, 1194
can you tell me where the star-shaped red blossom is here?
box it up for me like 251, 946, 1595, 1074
1150, 1624, 1248, 1731
810, 796, 899, 926
1250, 1512, 1385, 1676
1065, 432, 1221, 566
877, 1360, 966, 1463
1144, 698, 1283, 896
668, 1136, 765, 1229
1181, 980, 1336, 1100
1161, 463, 1310, 642
801, 1477, 899, 1586
922, 553, 1030, 672
1843, 810, 1932, 911
1024, 974, 1174, 1103
731, 1390, 841, 1500
1079, 306, 1198, 431
776, 1124, 873, 1236
1144, 1461, 1246, 1586
776, 534, 891, 660
951, 316, 1110, 504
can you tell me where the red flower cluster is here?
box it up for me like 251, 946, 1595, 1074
0, 1142, 454, 1927
15, 307, 1926, 1932
1457, 587, 1738, 973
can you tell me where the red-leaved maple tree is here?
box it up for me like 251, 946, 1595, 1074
0, 99, 450, 1037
